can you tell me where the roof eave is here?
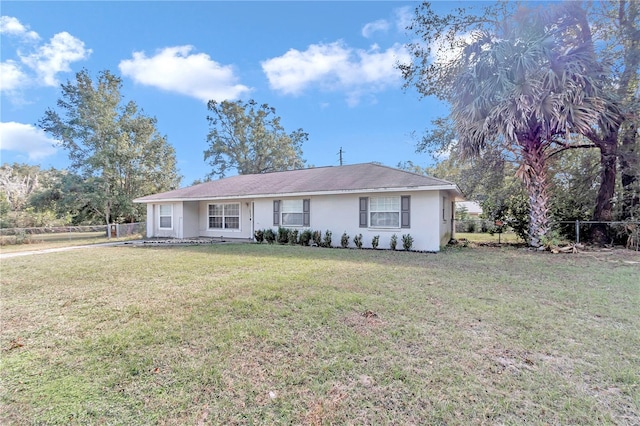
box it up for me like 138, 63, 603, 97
133, 184, 461, 204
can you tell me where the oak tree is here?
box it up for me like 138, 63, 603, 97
204, 99, 307, 178
39, 69, 180, 224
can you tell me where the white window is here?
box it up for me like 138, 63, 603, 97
370, 197, 400, 228
281, 199, 304, 226
159, 204, 172, 229
273, 199, 310, 227
208, 203, 240, 229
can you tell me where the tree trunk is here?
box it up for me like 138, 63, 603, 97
591, 137, 617, 244
619, 122, 639, 219
615, 0, 640, 219
520, 140, 550, 248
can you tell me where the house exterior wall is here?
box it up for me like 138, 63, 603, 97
144, 190, 455, 251
183, 201, 199, 238
197, 200, 253, 239
148, 201, 183, 238
439, 194, 454, 246
146, 204, 154, 237
253, 190, 448, 252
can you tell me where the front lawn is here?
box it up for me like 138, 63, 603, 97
1, 244, 638, 424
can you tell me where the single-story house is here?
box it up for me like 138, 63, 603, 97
133, 163, 463, 252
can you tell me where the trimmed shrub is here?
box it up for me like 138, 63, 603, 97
402, 234, 414, 251
371, 235, 379, 249
288, 229, 299, 245
254, 229, 264, 243
264, 229, 276, 244
390, 234, 397, 250
300, 229, 312, 246
340, 232, 350, 248
354, 233, 363, 249
312, 230, 322, 246
277, 227, 289, 244
323, 230, 332, 248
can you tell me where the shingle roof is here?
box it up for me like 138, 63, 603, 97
134, 163, 460, 202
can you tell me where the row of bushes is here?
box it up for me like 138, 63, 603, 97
253, 228, 328, 246
254, 227, 414, 251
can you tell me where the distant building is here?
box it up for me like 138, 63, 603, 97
456, 201, 482, 218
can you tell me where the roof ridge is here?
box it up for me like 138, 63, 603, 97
365, 162, 457, 185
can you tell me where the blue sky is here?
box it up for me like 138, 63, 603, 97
1, 1, 459, 186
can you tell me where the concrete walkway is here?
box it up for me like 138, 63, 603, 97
0, 237, 254, 260
0, 241, 128, 260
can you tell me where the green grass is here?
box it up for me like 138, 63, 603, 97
1, 244, 638, 425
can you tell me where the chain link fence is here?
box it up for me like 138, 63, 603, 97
552, 220, 639, 250
455, 219, 639, 250
0, 222, 146, 245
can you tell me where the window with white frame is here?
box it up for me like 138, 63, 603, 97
370, 197, 400, 228
208, 203, 240, 229
273, 199, 310, 227
281, 199, 304, 226
158, 204, 172, 229
362, 196, 410, 228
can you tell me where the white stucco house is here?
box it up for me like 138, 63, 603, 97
133, 163, 463, 252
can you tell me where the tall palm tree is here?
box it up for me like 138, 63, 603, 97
449, 3, 613, 247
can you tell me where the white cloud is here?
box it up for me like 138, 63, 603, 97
0, 122, 60, 160
21, 32, 91, 87
393, 6, 414, 33
261, 42, 350, 95
362, 19, 389, 38
0, 16, 39, 40
0, 60, 29, 92
119, 45, 251, 102
261, 41, 410, 105
0, 17, 90, 97
357, 44, 406, 85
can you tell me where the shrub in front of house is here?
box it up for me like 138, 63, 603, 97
371, 235, 379, 249
323, 230, 332, 248
288, 229, 299, 245
254, 229, 264, 243
341, 232, 350, 248
264, 228, 276, 244
354, 233, 363, 249
402, 234, 414, 251
277, 227, 289, 244
300, 229, 312, 246
390, 234, 398, 250
312, 230, 322, 246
